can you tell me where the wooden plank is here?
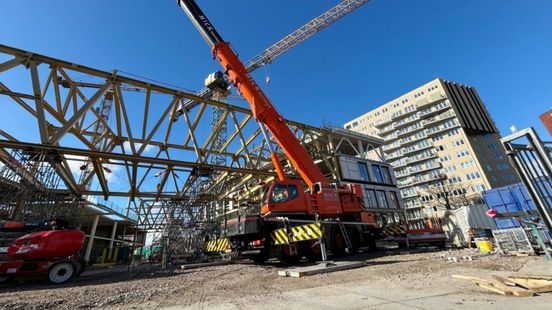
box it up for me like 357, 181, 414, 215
508, 275, 552, 281
508, 277, 552, 289
453, 274, 533, 297
530, 284, 552, 294
491, 275, 516, 287
452, 274, 483, 281
278, 261, 366, 278
476, 282, 511, 295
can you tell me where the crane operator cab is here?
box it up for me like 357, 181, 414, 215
261, 179, 309, 215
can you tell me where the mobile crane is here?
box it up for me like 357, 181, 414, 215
177, 0, 380, 262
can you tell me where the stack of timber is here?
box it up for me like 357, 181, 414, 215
452, 274, 552, 297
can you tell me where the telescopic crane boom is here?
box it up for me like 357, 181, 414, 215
177, 0, 327, 191
173, 0, 370, 117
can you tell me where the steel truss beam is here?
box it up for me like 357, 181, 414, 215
0, 44, 382, 230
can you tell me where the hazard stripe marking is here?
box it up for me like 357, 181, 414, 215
204, 238, 229, 252
381, 224, 406, 237
270, 223, 323, 245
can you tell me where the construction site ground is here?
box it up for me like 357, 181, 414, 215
0, 248, 550, 309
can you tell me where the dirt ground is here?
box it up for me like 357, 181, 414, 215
0, 248, 549, 309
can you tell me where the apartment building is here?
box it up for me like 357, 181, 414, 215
344, 78, 519, 229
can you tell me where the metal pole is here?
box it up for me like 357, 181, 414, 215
506, 146, 552, 235
316, 214, 328, 262
84, 214, 100, 262
108, 221, 118, 262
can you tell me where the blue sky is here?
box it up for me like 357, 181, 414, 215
2, 0, 551, 137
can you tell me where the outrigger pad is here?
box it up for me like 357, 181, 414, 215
271, 223, 322, 245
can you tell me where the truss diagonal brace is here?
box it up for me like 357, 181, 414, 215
48, 80, 113, 145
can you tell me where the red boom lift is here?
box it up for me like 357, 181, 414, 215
0, 220, 86, 284
177, 0, 381, 262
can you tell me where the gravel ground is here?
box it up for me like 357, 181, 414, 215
0, 248, 544, 309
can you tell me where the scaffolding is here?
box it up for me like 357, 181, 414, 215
0, 149, 83, 222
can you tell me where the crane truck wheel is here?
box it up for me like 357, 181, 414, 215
347, 228, 360, 255
0, 276, 11, 284
48, 260, 76, 284
280, 246, 302, 264
330, 229, 346, 257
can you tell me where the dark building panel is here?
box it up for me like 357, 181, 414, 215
442, 80, 497, 134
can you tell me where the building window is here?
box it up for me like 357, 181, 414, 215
452, 139, 465, 147
466, 172, 481, 180
504, 174, 516, 181
487, 143, 497, 149
447, 128, 460, 136
472, 184, 487, 192
491, 175, 498, 182
376, 190, 389, 208
448, 176, 462, 184
364, 189, 378, 208
461, 160, 475, 169
486, 164, 493, 171
436, 145, 446, 152
389, 191, 401, 209
440, 154, 453, 162
457, 149, 470, 158
358, 162, 370, 181
497, 163, 509, 170
372, 165, 384, 183
381, 166, 392, 184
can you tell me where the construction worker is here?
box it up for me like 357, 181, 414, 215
467, 227, 476, 248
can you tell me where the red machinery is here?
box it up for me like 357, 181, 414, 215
0, 221, 86, 284
177, 0, 380, 262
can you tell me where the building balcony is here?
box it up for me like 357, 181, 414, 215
395, 171, 411, 179
422, 110, 455, 127
383, 132, 399, 143
415, 92, 447, 109
410, 162, 442, 175
392, 159, 409, 169
401, 190, 419, 199
402, 142, 433, 156
374, 116, 393, 128
397, 124, 424, 138
418, 101, 451, 119
407, 150, 437, 165
378, 124, 395, 135
382, 142, 402, 153
385, 150, 403, 161
425, 121, 459, 137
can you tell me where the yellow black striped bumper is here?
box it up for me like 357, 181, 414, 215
204, 238, 229, 252
381, 224, 405, 237
270, 223, 323, 245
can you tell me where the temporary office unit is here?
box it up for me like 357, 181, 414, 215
444, 204, 496, 247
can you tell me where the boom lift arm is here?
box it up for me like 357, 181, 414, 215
177, 0, 328, 191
